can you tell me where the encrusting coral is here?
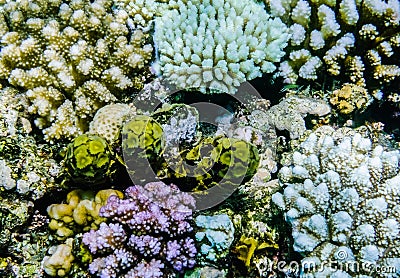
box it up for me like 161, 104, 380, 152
154, 0, 289, 93
0, 0, 153, 142
329, 83, 373, 114
272, 126, 400, 277
0, 134, 61, 198
265, 0, 400, 99
82, 181, 197, 278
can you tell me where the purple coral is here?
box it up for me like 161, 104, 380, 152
82, 182, 197, 277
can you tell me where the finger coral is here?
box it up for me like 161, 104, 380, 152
0, 0, 153, 142
266, 0, 400, 98
154, 0, 289, 93
272, 126, 400, 277
82, 181, 197, 277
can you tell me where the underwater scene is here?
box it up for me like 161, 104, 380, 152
0, 0, 399, 277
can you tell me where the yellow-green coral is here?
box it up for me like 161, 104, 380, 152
47, 188, 123, 240
121, 110, 260, 191
64, 134, 116, 184
176, 136, 260, 191
234, 235, 278, 267
122, 115, 165, 183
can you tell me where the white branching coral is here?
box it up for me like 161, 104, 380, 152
272, 126, 400, 277
154, 0, 289, 93
266, 0, 400, 97
0, 0, 153, 141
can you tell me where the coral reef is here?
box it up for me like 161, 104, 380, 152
82, 181, 197, 277
185, 266, 227, 278
263, 95, 331, 139
0, 0, 399, 277
230, 180, 283, 277
195, 214, 235, 262
272, 126, 400, 276
154, 0, 289, 93
0, 86, 31, 137
0, 196, 33, 247
63, 134, 118, 185
265, 0, 400, 98
47, 189, 123, 240
0, 0, 153, 141
0, 134, 61, 199
2, 211, 52, 277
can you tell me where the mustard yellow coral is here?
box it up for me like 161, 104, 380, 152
234, 235, 279, 267
330, 83, 373, 114
47, 189, 123, 240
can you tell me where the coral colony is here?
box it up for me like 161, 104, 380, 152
82, 182, 197, 277
0, 0, 399, 277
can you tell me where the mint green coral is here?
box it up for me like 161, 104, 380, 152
64, 134, 116, 185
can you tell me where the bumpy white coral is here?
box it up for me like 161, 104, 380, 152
272, 126, 400, 277
266, 0, 400, 98
154, 0, 289, 93
89, 103, 136, 144
0, 0, 153, 141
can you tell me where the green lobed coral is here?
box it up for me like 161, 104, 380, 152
63, 134, 117, 185
173, 136, 260, 192
121, 106, 260, 192
122, 114, 165, 183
